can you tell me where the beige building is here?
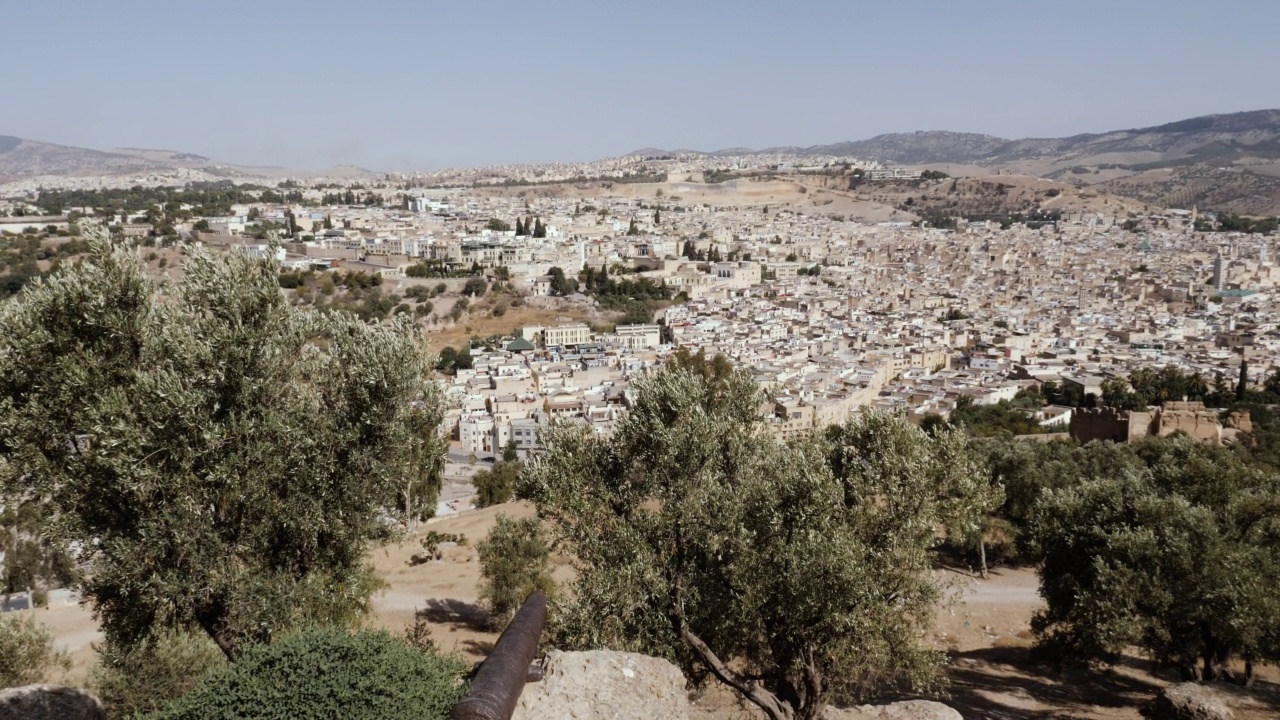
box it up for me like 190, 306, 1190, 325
525, 324, 592, 348
770, 398, 814, 440
613, 324, 662, 350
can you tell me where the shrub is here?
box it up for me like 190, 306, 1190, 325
91, 631, 225, 717
0, 613, 68, 687
473, 461, 519, 508
404, 286, 432, 301
147, 627, 468, 720
462, 278, 488, 297
422, 531, 468, 549
477, 514, 554, 630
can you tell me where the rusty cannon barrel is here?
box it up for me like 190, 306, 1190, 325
449, 591, 548, 720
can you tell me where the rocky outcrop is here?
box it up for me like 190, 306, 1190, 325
1154, 683, 1235, 720
0, 685, 106, 720
512, 650, 689, 720
826, 700, 963, 720
1224, 410, 1253, 434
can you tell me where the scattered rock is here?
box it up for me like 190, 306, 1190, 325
827, 700, 962, 720
0, 685, 106, 720
512, 650, 689, 720
1154, 682, 1235, 720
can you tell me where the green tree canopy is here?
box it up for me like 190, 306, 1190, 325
462, 277, 488, 297
477, 514, 555, 630
1026, 436, 1280, 683
473, 460, 520, 508
520, 367, 997, 720
0, 230, 444, 660
547, 266, 577, 296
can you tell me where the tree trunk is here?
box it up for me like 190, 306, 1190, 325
669, 586, 793, 720
403, 485, 414, 530
194, 605, 239, 662
796, 647, 825, 720
978, 540, 988, 579
1202, 648, 1218, 682
1214, 648, 1236, 684
1242, 660, 1255, 688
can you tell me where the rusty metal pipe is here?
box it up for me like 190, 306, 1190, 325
449, 591, 548, 720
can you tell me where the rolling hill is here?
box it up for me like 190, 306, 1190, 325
0, 137, 378, 185
635, 110, 1280, 214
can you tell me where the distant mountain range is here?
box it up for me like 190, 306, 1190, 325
632, 110, 1280, 215
633, 110, 1280, 166
0, 136, 376, 185
6, 110, 1280, 214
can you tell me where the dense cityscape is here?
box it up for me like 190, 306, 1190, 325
3, 2, 1280, 718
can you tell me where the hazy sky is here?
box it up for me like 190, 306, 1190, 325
4, 0, 1278, 170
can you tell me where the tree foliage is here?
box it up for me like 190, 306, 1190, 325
1100, 366, 1216, 410
0, 614, 68, 688
0, 230, 444, 661
477, 514, 555, 630
949, 396, 1045, 437
91, 631, 226, 717
519, 367, 997, 720
462, 277, 488, 297
1025, 436, 1280, 682
434, 345, 472, 374
977, 438, 1144, 556
473, 460, 520, 508
547, 266, 577, 296
146, 627, 468, 720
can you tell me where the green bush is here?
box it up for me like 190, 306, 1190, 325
0, 613, 68, 687
473, 461, 519, 508
91, 631, 225, 717
147, 627, 467, 720
477, 514, 555, 630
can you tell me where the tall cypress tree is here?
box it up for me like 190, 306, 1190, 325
1237, 359, 1249, 401
515, 218, 525, 236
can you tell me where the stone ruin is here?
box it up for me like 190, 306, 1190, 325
1069, 401, 1239, 445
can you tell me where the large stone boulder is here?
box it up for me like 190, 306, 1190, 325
512, 650, 689, 720
1154, 682, 1235, 720
827, 700, 963, 720
0, 685, 106, 720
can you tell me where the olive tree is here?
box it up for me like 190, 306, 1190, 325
1026, 436, 1280, 683
0, 231, 444, 660
477, 513, 555, 629
520, 367, 996, 720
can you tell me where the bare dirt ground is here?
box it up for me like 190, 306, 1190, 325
421, 301, 594, 352
33, 505, 1280, 719
365, 501, 535, 660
